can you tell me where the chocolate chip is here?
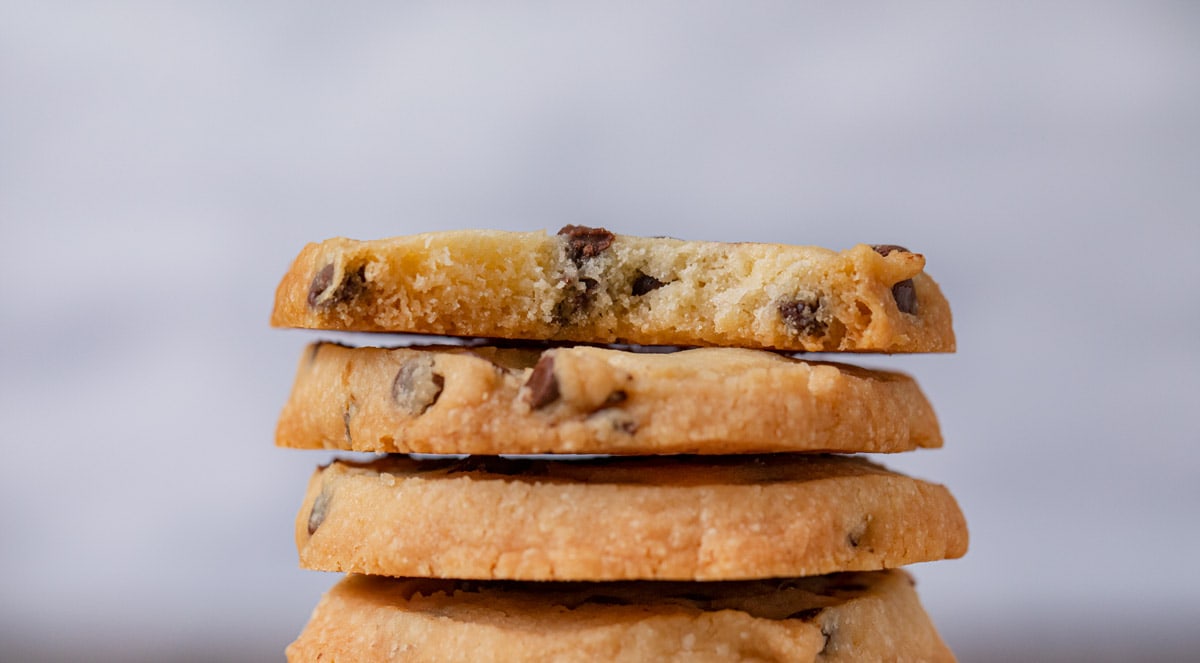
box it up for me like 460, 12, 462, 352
892, 279, 918, 314
553, 277, 600, 325
307, 263, 366, 309
392, 356, 445, 416
778, 296, 827, 337
558, 225, 615, 266
631, 271, 666, 296
552, 226, 608, 325
553, 292, 586, 324
870, 244, 910, 257
307, 264, 334, 307
307, 487, 332, 535
786, 608, 824, 622
870, 246, 920, 313
524, 354, 560, 409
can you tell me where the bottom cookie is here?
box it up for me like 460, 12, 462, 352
287, 570, 955, 662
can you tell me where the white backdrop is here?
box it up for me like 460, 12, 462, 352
2, 2, 1198, 661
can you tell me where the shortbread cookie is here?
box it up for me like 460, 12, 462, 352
271, 227, 954, 352
277, 342, 943, 455
286, 570, 955, 662
297, 455, 967, 581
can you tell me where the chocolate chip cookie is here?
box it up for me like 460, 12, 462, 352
296, 454, 968, 581
286, 570, 955, 662
277, 342, 943, 455
271, 227, 955, 353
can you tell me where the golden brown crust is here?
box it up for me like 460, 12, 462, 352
276, 342, 943, 455
295, 455, 968, 581
286, 570, 956, 662
270, 229, 955, 353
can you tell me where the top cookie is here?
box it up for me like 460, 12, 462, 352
271, 227, 955, 353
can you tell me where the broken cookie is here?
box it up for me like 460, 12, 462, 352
271, 227, 954, 352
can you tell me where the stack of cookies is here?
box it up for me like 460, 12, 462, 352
271, 227, 967, 662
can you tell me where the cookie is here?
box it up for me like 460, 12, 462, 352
297, 455, 967, 581
277, 342, 943, 455
286, 570, 955, 662
271, 227, 955, 353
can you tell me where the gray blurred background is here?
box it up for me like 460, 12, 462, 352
2, 2, 1198, 661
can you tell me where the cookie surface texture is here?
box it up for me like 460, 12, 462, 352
271, 228, 955, 353
277, 342, 943, 455
296, 455, 968, 581
286, 570, 955, 662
